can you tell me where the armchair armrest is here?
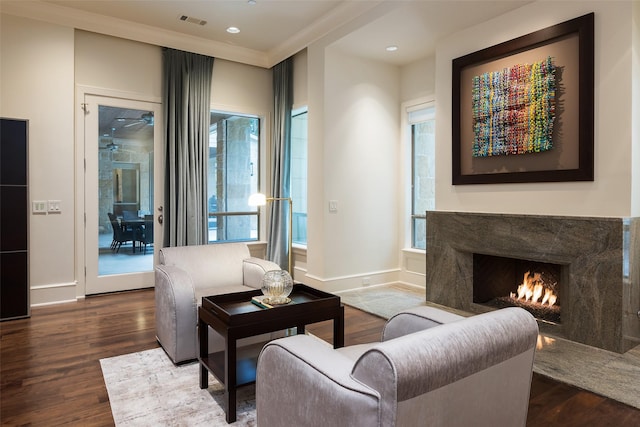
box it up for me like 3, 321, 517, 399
257, 335, 381, 427
353, 308, 538, 418
243, 257, 281, 289
154, 265, 197, 363
382, 306, 466, 341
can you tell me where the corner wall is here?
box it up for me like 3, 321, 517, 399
320, 48, 401, 285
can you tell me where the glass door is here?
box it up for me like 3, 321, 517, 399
84, 95, 163, 294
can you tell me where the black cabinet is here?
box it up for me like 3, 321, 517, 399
1, 118, 30, 320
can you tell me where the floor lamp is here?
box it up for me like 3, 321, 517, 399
248, 193, 293, 275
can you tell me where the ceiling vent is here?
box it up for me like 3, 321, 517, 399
179, 15, 207, 26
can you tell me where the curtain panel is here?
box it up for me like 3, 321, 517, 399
162, 49, 214, 247
268, 58, 294, 269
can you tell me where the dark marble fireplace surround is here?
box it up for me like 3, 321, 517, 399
426, 211, 639, 353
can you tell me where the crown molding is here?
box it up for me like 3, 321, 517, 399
1, 1, 269, 67
266, 0, 384, 67
3, 0, 386, 69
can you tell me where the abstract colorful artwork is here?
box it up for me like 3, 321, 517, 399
471, 56, 556, 157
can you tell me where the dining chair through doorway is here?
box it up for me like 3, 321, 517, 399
136, 214, 154, 254
108, 212, 135, 253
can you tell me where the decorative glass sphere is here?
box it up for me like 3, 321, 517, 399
261, 270, 293, 304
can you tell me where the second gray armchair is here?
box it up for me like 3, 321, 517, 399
257, 306, 538, 427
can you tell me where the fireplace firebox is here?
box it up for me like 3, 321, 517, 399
473, 254, 562, 324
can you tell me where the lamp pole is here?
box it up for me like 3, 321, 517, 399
248, 193, 293, 275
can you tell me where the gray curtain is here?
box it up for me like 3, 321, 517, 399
268, 58, 293, 269
162, 48, 214, 247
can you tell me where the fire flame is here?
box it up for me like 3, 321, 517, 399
536, 335, 556, 350
510, 271, 557, 306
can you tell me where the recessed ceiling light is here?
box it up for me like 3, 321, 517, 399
386, 45, 398, 52
248, 0, 256, 4
226, 26, 240, 34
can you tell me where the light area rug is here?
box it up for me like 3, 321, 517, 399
100, 348, 256, 426
102, 283, 640, 425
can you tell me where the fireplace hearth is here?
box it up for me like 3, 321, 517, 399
425, 211, 640, 353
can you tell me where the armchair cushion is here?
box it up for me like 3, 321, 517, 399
382, 306, 466, 341
158, 243, 249, 288
336, 305, 466, 362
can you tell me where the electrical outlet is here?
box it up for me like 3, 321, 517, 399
47, 200, 62, 213
362, 276, 371, 286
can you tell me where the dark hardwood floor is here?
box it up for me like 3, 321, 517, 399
1, 288, 638, 426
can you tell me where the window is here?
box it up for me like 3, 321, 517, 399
409, 103, 435, 250
290, 108, 308, 246
208, 111, 259, 243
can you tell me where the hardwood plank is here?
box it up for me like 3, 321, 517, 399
1, 288, 638, 426
1, 289, 158, 426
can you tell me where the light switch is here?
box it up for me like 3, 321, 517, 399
329, 200, 338, 212
32, 200, 48, 214
47, 200, 62, 213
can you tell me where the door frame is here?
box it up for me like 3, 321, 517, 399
75, 86, 163, 297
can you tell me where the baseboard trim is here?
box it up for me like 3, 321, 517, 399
303, 269, 400, 293
31, 282, 78, 306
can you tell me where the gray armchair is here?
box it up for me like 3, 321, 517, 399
257, 306, 538, 427
154, 243, 281, 364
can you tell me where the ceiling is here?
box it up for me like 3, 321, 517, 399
4, 0, 531, 68
98, 107, 155, 144
3, 0, 532, 140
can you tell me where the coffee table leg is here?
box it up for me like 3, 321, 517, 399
334, 305, 345, 348
198, 315, 208, 389
225, 336, 237, 423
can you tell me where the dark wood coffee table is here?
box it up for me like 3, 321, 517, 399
198, 283, 344, 423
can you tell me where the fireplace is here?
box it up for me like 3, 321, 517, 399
473, 254, 562, 324
425, 211, 640, 353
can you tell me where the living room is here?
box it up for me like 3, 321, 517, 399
1, 0, 637, 307
1, 0, 639, 424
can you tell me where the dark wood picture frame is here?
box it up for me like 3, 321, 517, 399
452, 13, 594, 185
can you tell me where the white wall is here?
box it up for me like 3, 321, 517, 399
211, 59, 272, 116
1, 14, 76, 305
76, 31, 162, 97
400, 56, 435, 103
435, 1, 636, 218
324, 48, 400, 278
632, 1, 640, 217
292, 49, 308, 110
304, 41, 401, 291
